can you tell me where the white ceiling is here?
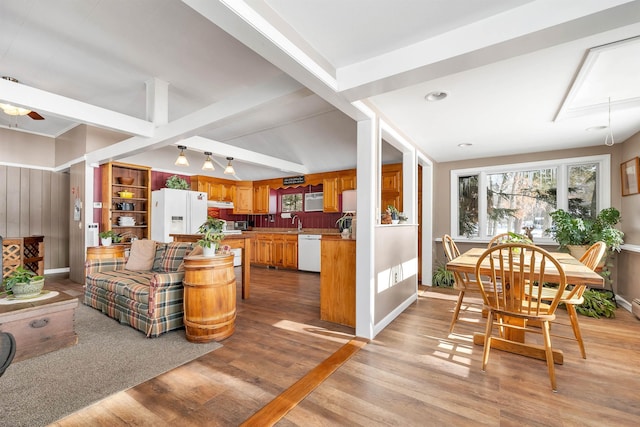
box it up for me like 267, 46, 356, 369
1, 0, 640, 180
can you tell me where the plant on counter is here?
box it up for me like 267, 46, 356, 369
336, 213, 353, 232
165, 175, 189, 190
197, 216, 226, 254
2, 265, 45, 297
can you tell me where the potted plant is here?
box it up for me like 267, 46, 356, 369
548, 207, 624, 309
166, 175, 189, 190
99, 230, 121, 246
197, 217, 226, 256
2, 266, 45, 299
432, 264, 454, 287
387, 205, 399, 224
547, 207, 624, 256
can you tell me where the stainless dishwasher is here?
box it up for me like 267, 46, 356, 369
297, 234, 321, 272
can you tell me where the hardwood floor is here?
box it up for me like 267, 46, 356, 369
46, 269, 640, 426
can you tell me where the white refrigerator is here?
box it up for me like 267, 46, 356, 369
151, 188, 208, 243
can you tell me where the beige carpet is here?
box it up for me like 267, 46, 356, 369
0, 299, 222, 427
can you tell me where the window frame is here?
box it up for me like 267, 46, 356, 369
449, 154, 611, 243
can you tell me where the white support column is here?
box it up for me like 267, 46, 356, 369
355, 115, 378, 339
145, 78, 169, 126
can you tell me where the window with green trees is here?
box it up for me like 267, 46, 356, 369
452, 155, 608, 241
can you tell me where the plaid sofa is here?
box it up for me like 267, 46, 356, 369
84, 242, 195, 337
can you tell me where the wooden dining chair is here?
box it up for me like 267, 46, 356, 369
487, 232, 511, 247
442, 235, 482, 333
534, 241, 606, 359
476, 243, 568, 391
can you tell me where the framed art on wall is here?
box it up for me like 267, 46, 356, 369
621, 157, 640, 196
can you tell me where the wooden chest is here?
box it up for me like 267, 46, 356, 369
0, 292, 78, 362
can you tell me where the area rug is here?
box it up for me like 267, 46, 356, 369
0, 301, 222, 427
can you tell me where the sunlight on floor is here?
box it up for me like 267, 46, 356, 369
272, 319, 355, 343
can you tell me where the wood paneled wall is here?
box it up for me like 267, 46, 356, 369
0, 165, 70, 271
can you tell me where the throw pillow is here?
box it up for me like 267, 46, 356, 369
160, 242, 194, 272
125, 240, 157, 271
177, 245, 204, 271
152, 244, 166, 271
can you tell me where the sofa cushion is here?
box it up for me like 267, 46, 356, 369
86, 270, 154, 305
152, 244, 166, 272
125, 240, 157, 271
159, 242, 194, 272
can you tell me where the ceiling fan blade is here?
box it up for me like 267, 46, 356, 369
27, 111, 45, 120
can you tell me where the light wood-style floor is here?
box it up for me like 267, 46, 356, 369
47, 268, 640, 426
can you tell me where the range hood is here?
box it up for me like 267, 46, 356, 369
207, 200, 234, 209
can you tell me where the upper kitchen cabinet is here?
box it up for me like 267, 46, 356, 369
190, 176, 234, 202
339, 169, 356, 192
254, 184, 276, 214
233, 182, 253, 214
101, 162, 151, 242
323, 177, 339, 212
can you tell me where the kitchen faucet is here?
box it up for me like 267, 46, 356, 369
292, 214, 303, 231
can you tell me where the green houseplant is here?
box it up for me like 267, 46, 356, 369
548, 207, 623, 314
2, 265, 45, 298
166, 175, 189, 190
432, 264, 454, 287
99, 230, 121, 246
547, 207, 624, 253
197, 217, 226, 256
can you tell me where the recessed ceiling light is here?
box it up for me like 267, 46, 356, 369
425, 91, 448, 102
458, 143, 472, 148
586, 125, 607, 131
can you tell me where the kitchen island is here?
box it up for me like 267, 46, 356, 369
170, 234, 251, 299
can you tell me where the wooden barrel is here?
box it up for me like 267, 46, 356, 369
183, 254, 236, 342
86, 245, 125, 260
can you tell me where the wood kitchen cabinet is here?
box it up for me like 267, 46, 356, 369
191, 176, 234, 202
253, 184, 275, 214
255, 233, 273, 265
251, 233, 297, 269
381, 163, 402, 212
101, 162, 151, 243
233, 183, 253, 214
339, 172, 356, 192
273, 234, 298, 269
320, 237, 356, 327
323, 177, 339, 212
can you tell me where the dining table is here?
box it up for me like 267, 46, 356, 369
446, 246, 604, 364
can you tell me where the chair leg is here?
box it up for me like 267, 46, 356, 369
449, 290, 465, 333
566, 303, 586, 359
481, 311, 494, 371
541, 320, 557, 392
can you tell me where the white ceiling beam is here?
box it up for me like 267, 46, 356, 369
183, 136, 309, 175
0, 77, 155, 137
337, 0, 640, 100
182, 0, 368, 122
145, 78, 169, 125
86, 73, 304, 164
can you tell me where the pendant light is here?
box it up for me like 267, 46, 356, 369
175, 145, 189, 166
224, 157, 235, 175
202, 152, 215, 171
604, 97, 615, 147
